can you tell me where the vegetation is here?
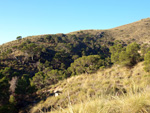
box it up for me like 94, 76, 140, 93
144, 51, 150, 72
1, 18, 150, 112
0, 31, 113, 112
68, 55, 105, 76
110, 42, 141, 67
53, 91, 150, 113
16, 36, 22, 40
30, 62, 150, 113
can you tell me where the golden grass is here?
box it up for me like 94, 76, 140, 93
30, 62, 150, 113
54, 90, 150, 113
68, 18, 150, 44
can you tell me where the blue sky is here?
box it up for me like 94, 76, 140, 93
0, 0, 150, 45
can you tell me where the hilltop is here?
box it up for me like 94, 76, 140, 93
69, 18, 150, 43
1, 18, 150, 48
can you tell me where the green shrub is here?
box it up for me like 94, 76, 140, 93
110, 42, 141, 67
120, 42, 140, 67
144, 51, 150, 72
141, 43, 150, 58
110, 44, 123, 64
68, 55, 104, 76
0, 76, 10, 105
30, 72, 45, 90
44, 70, 64, 86
9, 95, 15, 104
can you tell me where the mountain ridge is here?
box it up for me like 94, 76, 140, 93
1, 18, 150, 47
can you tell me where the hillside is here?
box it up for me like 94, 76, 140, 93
1, 18, 150, 49
69, 17, 150, 44
30, 62, 150, 113
0, 18, 150, 113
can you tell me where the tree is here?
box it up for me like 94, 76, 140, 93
144, 51, 150, 72
141, 43, 150, 57
0, 67, 14, 78
21, 43, 42, 60
15, 74, 36, 94
16, 36, 22, 40
109, 44, 123, 64
119, 42, 140, 67
110, 42, 141, 67
0, 75, 10, 105
44, 70, 64, 86
68, 55, 104, 76
30, 72, 45, 90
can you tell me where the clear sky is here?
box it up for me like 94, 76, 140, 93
0, 0, 150, 45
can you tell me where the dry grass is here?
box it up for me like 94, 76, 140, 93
1, 18, 150, 51
110, 18, 150, 44
30, 62, 150, 113
54, 90, 150, 113
68, 18, 150, 44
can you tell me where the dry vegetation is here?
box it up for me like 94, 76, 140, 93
54, 91, 150, 113
110, 18, 150, 44
1, 18, 150, 51
69, 18, 150, 44
30, 62, 150, 113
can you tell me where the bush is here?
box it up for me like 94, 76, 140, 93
44, 70, 64, 86
30, 72, 45, 90
141, 43, 150, 58
144, 51, 150, 72
9, 95, 15, 104
0, 76, 10, 105
68, 55, 104, 76
16, 36, 22, 40
109, 44, 123, 64
120, 42, 140, 67
110, 42, 141, 67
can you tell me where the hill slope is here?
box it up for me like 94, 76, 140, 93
30, 62, 150, 113
0, 18, 150, 113
69, 17, 150, 43
1, 18, 150, 48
